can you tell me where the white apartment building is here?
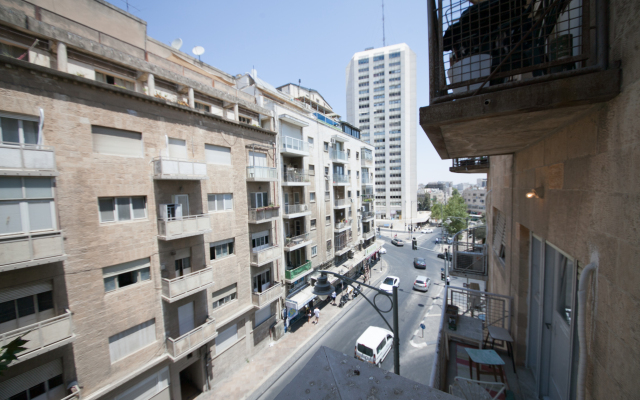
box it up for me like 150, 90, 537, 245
346, 44, 417, 221
462, 187, 487, 213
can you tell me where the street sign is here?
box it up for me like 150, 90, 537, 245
420, 323, 425, 330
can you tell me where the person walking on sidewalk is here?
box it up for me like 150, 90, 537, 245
331, 291, 337, 305
314, 307, 320, 324
306, 307, 312, 324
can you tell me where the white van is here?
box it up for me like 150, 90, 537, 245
354, 326, 394, 367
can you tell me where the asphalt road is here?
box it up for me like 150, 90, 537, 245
257, 227, 452, 399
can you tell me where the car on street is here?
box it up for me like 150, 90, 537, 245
437, 252, 452, 261
447, 236, 454, 244
413, 276, 431, 292
420, 228, 433, 233
391, 238, 404, 246
354, 326, 394, 367
413, 257, 427, 269
379, 276, 400, 294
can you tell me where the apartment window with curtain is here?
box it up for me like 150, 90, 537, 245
98, 196, 147, 223
208, 193, 233, 212
0, 177, 57, 235
210, 239, 234, 260
103, 258, 151, 292
0, 113, 40, 144
108, 319, 156, 363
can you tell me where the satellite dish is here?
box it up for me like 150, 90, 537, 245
171, 38, 183, 50
192, 46, 205, 56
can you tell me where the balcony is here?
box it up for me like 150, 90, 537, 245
363, 230, 375, 241
0, 143, 57, 176
333, 198, 349, 209
281, 137, 310, 156
166, 318, 217, 361
161, 267, 215, 302
246, 166, 278, 182
283, 204, 311, 219
329, 149, 348, 163
284, 232, 313, 251
421, 0, 620, 159
282, 168, 310, 186
451, 242, 487, 280
0, 310, 74, 365
252, 282, 284, 309
332, 174, 349, 186
361, 152, 373, 166
361, 175, 373, 186
285, 260, 312, 281
157, 214, 212, 240
248, 206, 280, 224
153, 157, 207, 180
362, 211, 374, 221
450, 157, 490, 174
0, 232, 66, 272
334, 234, 352, 256
334, 219, 351, 232
250, 244, 281, 267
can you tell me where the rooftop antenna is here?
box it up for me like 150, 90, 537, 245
171, 38, 183, 51
192, 46, 205, 62
382, 0, 386, 47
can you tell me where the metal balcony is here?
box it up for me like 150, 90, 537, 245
166, 318, 217, 361
361, 176, 374, 186
362, 211, 374, 221
0, 143, 57, 176
153, 157, 207, 180
333, 198, 349, 209
361, 152, 373, 166
285, 260, 312, 281
0, 310, 74, 365
451, 242, 488, 280
0, 232, 66, 272
334, 234, 352, 256
250, 244, 281, 267
450, 157, 490, 174
161, 267, 215, 302
333, 174, 349, 186
252, 282, 284, 309
248, 206, 280, 224
246, 166, 278, 182
281, 137, 310, 156
282, 169, 310, 186
283, 204, 311, 218
284, 232, 313, 251
329, 149, 348, 163
157, 214, 212, 240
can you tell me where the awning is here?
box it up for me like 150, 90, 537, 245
286, 286, 316, 312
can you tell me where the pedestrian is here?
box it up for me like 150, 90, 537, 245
314, 307, 320, 324
331, 290, 337, 305
446, 276, 451, 286
307, 308, 312, 324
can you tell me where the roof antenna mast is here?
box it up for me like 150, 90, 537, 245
382, 0, 386, 47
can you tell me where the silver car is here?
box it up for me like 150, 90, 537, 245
413, 276, 431, 292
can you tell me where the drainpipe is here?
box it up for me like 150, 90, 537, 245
577, 259, 598, 400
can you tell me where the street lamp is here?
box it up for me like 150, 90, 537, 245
313, 271, 400, 375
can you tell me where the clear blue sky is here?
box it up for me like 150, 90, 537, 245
109, 0, 485, 185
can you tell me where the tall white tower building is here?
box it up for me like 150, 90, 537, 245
346, 44, 417, 221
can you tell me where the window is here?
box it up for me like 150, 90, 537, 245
0, 114, 40, 145
103, 258, 151, 292
373, 79, 384, 85
492, 208, 507, 262
251, 230, 270, 250
373, 64, 385, 70
308, 137, 314, 146
326, 239, 332, 250
359, 89, 369, 94
98, 196, 147, 223
212, 284, 237, 310
359, 119, 369, 123
210, 239, 234, 260
374, 94, 384, 100
390, 84, 401, 89
239, 115, 252, 124
359, 82, 369, 87
389, 61, 401, 67
0, 177, 57, 235
0, 283, 54, 327
1, 360, 68, 400
348, 190, 352, 198
389, 92, 401, 97
359, 104, 370, 109
389, 52, 400, 58
324, 166, 329, 175
373, 72, 384, 77
374, 87, 385, 92
390, 99, 401, 105
205, 144, 231, 165
249, 192, 269, 208
389, 77, 401, 82
95, 71, 134, 90
357, 190, 360, 197
108, 319, 156, 363
358, 75, 369, 80
373, 55, 385, 61
347, 149, 351, 158
92, 126, 142, 157
311, 219, 317, 230
358, 58, 369, 65
311, 245, 318, 257
324, 142, 329, 152
356, 171, 360, 179
325, 215, 331, 225
310, 192, 316, 202
195, 102, 211, 112
309, 164, 315, 175
208, 193, 233, 212
0, 42, 26, 59
114, 367, 169, 400
356, 152, 359, 160
359, 97, 369, 102
216, 323, 238, 353
358, 68, 369, 73
389, 69, 401, 74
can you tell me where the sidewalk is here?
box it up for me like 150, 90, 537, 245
197, 259, 389, 400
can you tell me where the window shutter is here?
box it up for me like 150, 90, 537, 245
205, 144, 231, 165
103, 258, 151, 278
215, 324, 238, 354
92, 126, 142, 157
492, 210, 506, 255
212, 284, 237, 303
249, 151, 267, 167
255, 305, 271, 327
224, 194, 233, 210
28, 200, 54, 231
0, 202, 23, 234
108, 319, 156, 363
0, 359, 62, 399
168, 138, 187, 159
174, 248, 190, 260
0, 281, 53, 302
250, 193, 257, 209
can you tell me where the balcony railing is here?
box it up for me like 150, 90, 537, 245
0, 143, 57, 175
284, 232, 312, 249
335, 234, 352, 253
334, 219, 351, 230
0, 232, 66, 271
166, 318, 217, 361
248, 206, 280, 223
362, 211, 374, 220
246, 166, 278, 181
153, 157, 207, 180
252, 282, 284, 308
283, 168, 310, 184
250, 244, 280, 266
161, 267, 214, 302
450, 157, 490, 173
329, 149, 348, 162
333, 174, 349, 185
0, 310, 73, 364
157, 214, 212, 240
285, 260, 312, 280
361, 175, 373, 185
283, 204, 310, 216
451, 242, 487, 279
361, 153, 373, 166
333, 198, 348, 208
281, 137, 309, 154
363, 230, 375, 240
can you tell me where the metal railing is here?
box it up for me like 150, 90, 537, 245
0, 142, 57, 172
250, 244, 280, 266
157, 214, 211, 240
0, 231, 66, 269
285, 260, 312, 280
162, 267, 214, 301
362, 211, 374, 220
329, 149, 348, 162
283, 168, 310, 183
283, 204, 309, 215
431, 0, 596, 100
248, 206, 280, 223
282, 137, 309, 153
246, 166, 278, 181
0, 310, 73, 359
363, 230, 375, 240
284, 232, 312, 249
153, 157, 207, 179
452, 157, 489, 168
334, 232, 352, 252
333, 198, 348, 207
333, 174, 349, 184
452, 242, 487, 276
252, 282, 284, 308
361, 175, 373, 185
361, 152, 373, 165
166, 318, 217, 360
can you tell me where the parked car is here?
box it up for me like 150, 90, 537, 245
447, 236, 454, 244
391, 238, 404, 246
413, 276, 431, 292
437, 252, 452, 261
354, 326, 394, 367
413, 257, 427, 269
421, 228, 434, 233
379, 276, 400, 294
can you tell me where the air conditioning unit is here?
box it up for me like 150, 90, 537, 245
159, 203, 183, 220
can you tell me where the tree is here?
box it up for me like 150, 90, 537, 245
431, 201, 444, 222
0, 336, 27, 375
418, 195, 431, 211
442, 191, 469, 237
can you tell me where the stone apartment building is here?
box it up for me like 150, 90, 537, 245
462, 187, 486, 214
0, 1, 291, 399
421, 0, 638, 399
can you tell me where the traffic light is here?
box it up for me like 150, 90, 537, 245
412, 237, 417, 250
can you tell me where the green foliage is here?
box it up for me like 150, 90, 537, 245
442, 191, 469, 237
0, 336, 28, 375
431, 201, 444, 222
418, 195, 431, 211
